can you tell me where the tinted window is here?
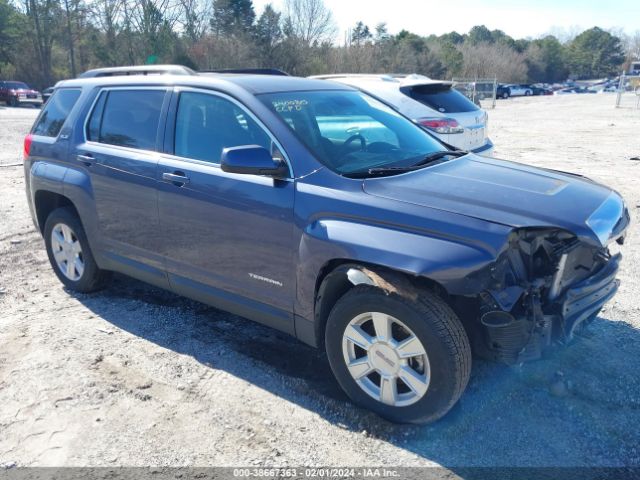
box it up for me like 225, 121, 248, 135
261, 90, 444, 175
174, 91, 270, 163
32, 88, 81, 137
404, 84, 479, 113
89, 90, 165, 150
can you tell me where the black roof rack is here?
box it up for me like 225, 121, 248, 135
78, 65, 196, 78
201, 68, 289, 76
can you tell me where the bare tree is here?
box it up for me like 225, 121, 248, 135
178, 0, 209, 42
62, 0, 77, 76
87, 0, 124, 55
24, 0, 59, 85
282, 0, 335, 46
458, 42, 527, 82
128, 0, 181, 60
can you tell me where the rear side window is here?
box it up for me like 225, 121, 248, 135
403, 84, 479, 113
32, 88, 81, 137
87, 89, 165, 150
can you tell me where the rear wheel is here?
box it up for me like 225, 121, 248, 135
502, 91, 509, 99
44, 207, 110, 292
325, 285, 471, 424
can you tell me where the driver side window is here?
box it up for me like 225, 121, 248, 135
174, 92, 271, 163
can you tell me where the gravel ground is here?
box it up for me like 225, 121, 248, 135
0, 95, 639, 469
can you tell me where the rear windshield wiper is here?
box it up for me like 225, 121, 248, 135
348, 150, 468, 178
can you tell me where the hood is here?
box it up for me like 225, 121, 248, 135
363, 154, 626, 246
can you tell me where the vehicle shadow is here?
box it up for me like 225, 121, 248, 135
71, 273, 640, 471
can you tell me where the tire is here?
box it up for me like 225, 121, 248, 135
325, 285, 471, 424
525, 90, 532, 96
9, 97, 18, 107
44, 207, 110, 292
502, 92, 509, 99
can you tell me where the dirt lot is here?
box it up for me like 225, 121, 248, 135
0, 94, 639, 469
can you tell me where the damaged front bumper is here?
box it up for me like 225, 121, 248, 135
476, 230, 625, 364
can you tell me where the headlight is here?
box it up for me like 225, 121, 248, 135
586, 192, 624, 246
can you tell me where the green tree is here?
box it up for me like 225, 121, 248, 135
467, 25, 493, 44
254, 4, 282, 65
374, 22, 388, 42
210, 0, 256, 37
351, 21, 371, 46
567, 27, 625, 78
0, 0, 21, 65
439, 40, 463, 77
528, 35, 567, 82
439, 31, 463, 45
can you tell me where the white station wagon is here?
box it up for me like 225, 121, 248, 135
310, 74, 494, 156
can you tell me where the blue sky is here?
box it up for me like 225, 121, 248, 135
252, 0, 639, 41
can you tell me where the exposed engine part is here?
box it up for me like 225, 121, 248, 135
477, 227, 621, 364
547, 252, 568, 301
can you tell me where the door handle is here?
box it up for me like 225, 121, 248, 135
162, 172, 190, 186
77, 153, 95, 166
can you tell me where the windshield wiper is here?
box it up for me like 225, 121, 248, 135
412, 149, 468, 167
352, 150, 468, 178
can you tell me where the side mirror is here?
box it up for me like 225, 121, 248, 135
221, 145, 289, 178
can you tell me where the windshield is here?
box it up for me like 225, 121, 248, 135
259, 90, 446, 174
5, 82, 30, 90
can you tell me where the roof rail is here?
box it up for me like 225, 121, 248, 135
311, 73, 432, 82
78, 65, 196, 78
201, 68, 289, 76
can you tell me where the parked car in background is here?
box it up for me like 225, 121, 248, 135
504, 84, 533, 97
310, 74, 493, 156
529, 84, 553, 96
496, 83, 511, 99
554, 86, 596, 95
42, 87, 55, 103
24, 65, 629, 424
0, 81, 43, 107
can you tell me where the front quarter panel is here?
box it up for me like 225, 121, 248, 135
293, 169, 513, 322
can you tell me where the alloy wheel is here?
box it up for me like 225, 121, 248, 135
50, 223, 85, 281
342, 312, 430, 407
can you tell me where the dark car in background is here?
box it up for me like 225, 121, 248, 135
0, 81, 43, 107
23, 66, 629, 424
496, 83, 510, 99
529, 84, 553, 96
42, 87, 55, 104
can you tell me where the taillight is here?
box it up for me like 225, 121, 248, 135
23, 133, 33, 160
418, 118, 464, 134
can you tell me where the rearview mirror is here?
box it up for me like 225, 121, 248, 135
221, 145, 289, 178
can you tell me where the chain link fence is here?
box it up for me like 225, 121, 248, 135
451, 78, 498, 109
615, 73, 640, 109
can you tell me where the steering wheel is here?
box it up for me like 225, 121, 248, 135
338, 134, 367, 156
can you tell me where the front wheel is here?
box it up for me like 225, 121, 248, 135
44, 207, 110, 292
325, 285, 471, 424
